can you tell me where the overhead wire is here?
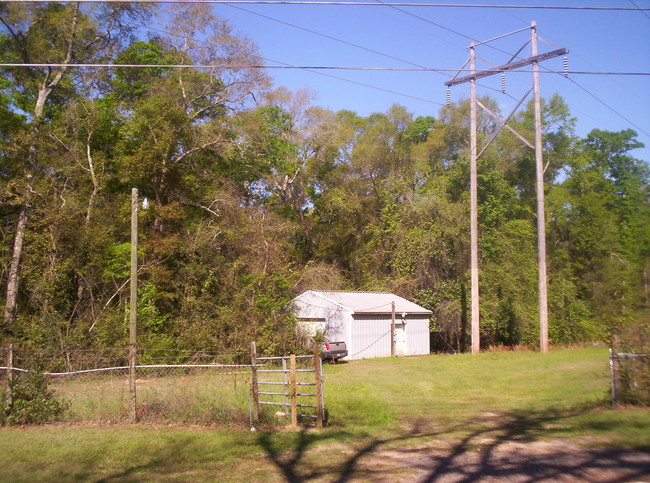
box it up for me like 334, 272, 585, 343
0, 0, 647, 10
79, 3, 446, 106
463, 5, 649, 142
628, 0, 650, 20
224, 3, 428, 69
535, 33, 650, 138
67, 4, 445, 107
3, 1, 645, 136
565, 77, 650, 138
226, 1, 524, 102
1, 63, 647, 76
372, 0, 475, 43
373, 7, 648, 142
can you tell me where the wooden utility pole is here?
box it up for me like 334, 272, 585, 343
313, 344, 323, 428
469, 42, 480, 354
391, 301, 396, 357
531, 22, 549, 353
445, 23, 567, 354
129, 187, 138, 423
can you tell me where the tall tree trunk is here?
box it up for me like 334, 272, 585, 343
3, 206, 29, 333
84, 136, 99, 223
2, 5, 79, 330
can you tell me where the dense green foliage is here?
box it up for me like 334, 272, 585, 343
1, 3, 648, 355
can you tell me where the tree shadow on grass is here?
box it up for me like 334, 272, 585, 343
257, 407, 650, 482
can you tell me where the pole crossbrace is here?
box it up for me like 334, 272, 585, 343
445, 48, 568, 87
475, 89, 534, 160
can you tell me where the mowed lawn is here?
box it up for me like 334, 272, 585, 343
1, 347, 648, 482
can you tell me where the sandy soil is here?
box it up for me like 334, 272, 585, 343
328, 439, 650, 482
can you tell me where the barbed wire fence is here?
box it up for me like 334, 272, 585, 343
1, 343, 327, 426
1, 346, 254, 425
610, 334, 649, 406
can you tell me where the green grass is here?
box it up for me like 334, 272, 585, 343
0, 347, 648, 481
326, 347, 613, 429
48, 370, 252, 424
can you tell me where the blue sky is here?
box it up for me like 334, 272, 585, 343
187, 1, 649, 160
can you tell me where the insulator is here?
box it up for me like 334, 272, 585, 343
500, 72, 506, 93
563, 55, 569, 77
446, 88, 451, 107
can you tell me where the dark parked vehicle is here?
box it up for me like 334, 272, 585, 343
321, 341, 348, 362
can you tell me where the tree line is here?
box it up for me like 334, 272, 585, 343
1, 3, 648, 355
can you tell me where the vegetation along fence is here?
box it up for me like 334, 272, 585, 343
0, 345, 245, 425
1, 344, 327, 426
610, 346, 649, 406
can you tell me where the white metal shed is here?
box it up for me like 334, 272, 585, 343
293, 290, 432, 360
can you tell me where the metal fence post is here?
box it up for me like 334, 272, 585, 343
251, 341, 260, 422
282, 357, 289, 415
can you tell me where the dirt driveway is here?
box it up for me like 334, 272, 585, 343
257, 427, 650, 482
339, 440, 650, 482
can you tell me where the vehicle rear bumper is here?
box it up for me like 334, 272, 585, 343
322, 350, 348, 360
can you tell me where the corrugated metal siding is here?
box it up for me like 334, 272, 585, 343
294, 292, 347, 320
294, 292, 349, 342
294, 292, 430, 360
405, 315, 430, 356
349, 315, 392, 359
347, 315, 430, 359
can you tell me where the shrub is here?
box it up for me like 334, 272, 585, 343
3, 365, 69, 425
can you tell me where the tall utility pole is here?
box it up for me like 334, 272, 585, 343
469, 42, 480, 354
531, 22, 549, 353
129, 187, 138, 422
445, 22, 568, 353
130, 188, 138, 353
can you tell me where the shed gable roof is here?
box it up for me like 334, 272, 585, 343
295, 290, 432, 316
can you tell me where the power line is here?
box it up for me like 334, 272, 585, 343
225, 3, 427, 69
629, 0, 650, 20
222, 1, 518, 101
1, 63, 648, 77
4, 3, 645, 136
74, 4, 447, 106
372, 0, 475, 43
1, 1, 647, 10
566, 77, 650, 138
383, 7, 647, 143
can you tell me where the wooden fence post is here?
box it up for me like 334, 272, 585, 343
290, 354, 297, 430
6, 344, 13, 408
610, 335, 621, 406
250, 341, 260, 422
313, 344, 323, 429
